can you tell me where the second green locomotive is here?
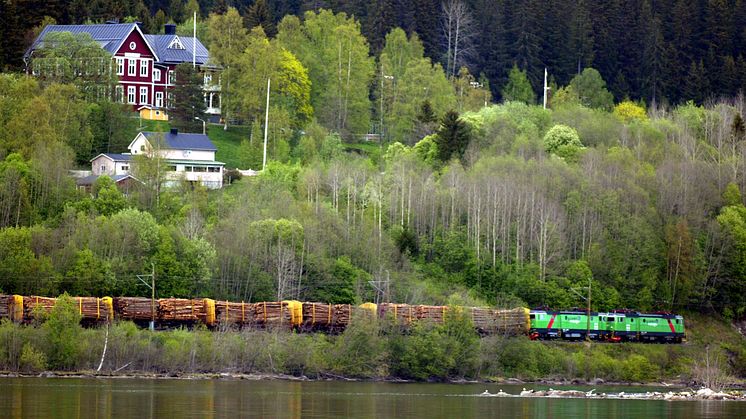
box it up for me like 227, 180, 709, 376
529, 309, 685, 343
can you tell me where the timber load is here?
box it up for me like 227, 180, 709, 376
158, 298, 215, 326
113, 297, 155, 321
0, 294, 529, 336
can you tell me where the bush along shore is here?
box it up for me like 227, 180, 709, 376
0, 295, 745, 388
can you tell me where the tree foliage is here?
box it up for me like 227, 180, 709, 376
501, 64, 534, 104
170, 63, 206, 132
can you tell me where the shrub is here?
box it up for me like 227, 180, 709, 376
613, 101, 648, 123
620, 354, 658, 382
43, 293, 83, 370
543, 124, 584, 162
19, 343, 47, 372
328, 312, 384, 378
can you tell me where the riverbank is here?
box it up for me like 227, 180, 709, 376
1, 303, 744, 387
2, 370, 744, 390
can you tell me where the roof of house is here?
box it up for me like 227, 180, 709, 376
145, 35, 209, 66
164, 159, 225, 165
91, 153, 132, 162
141, 131, 217, 151
76, 174, 137, 186
25, 23, 145, 60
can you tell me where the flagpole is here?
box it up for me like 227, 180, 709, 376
192, 12, 196, 68
262, 78, 270, 171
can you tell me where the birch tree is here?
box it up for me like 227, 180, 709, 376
441, 0, 477, 78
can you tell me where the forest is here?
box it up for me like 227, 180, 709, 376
0, 0, 745, 326
2, 0, 746, 105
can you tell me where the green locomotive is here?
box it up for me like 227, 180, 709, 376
529, 309, 685, 343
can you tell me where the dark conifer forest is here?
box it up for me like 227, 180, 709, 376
2, 0, 745, 104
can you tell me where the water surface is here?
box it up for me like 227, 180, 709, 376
0, 377, 743, 418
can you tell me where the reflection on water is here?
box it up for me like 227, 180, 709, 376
0, 377, 744, 418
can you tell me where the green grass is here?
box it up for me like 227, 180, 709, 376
344, 141, 384, 163
208, 125, 249, 169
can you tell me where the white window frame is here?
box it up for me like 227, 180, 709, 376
127, 86, 136, 104
153, 68, 161, 82
204, 73, 212, 85
116, 58, 124, 75
139, 87, 148, 105
128, 59, 136, 76
155, 91, 163, 108
168, 70, 175, 84
140, 59, 148, 77
115, 85, 124, 103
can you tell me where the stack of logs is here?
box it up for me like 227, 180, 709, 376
0, 294, 530, 336
113, 297, 154, 321
12, 296, 114, 322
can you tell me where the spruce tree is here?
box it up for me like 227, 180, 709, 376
245, 0, 277, 37
435, 110, 471, 162
170, 63, 206, 133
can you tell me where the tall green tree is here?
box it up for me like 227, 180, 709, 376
435, 110, 471, 162
245, 0, 277, 37
170, 63, 205, 133
30, 32, 117, 102
569, 68, 614, 110
207, 7, 249, 127
277, 10, 374, 137
501, 64, 534, 104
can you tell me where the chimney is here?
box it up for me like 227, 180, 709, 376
165, 24, 176, 35
170, 128, 178, 135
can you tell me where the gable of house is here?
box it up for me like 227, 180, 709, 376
25, 23, 159, 61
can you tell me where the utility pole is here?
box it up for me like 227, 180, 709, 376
587, 278, 591, 341
262, 78, 270, 171
380, 63, 384, 142
137, 263, 156, 330
570, 277, 592, 342
543, 68, 549, 109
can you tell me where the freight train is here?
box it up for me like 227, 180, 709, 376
0, 295, 685, 343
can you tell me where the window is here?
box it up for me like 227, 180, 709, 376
168, 165, 177, 171
116, 58, 124, 75
167, 92, 174, 107
128, 59, 136, 76
155, 92, 163, 108
115, 85, 124, 103
127, 86, 136, 104
168, 37, 185, 50
100, 165, 106, 173
168, 70, 175, 84
139, 87, 148, 104
121, 165, 129, 171
153, 69, 161, 81
140, 60, 148, 77
204, 73, 212, 85
140, 145, 146, 151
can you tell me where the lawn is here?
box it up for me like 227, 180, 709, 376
208, 124, 249, 169
344, 140, 384, 163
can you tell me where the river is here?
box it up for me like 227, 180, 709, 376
0, 377, 744, 418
